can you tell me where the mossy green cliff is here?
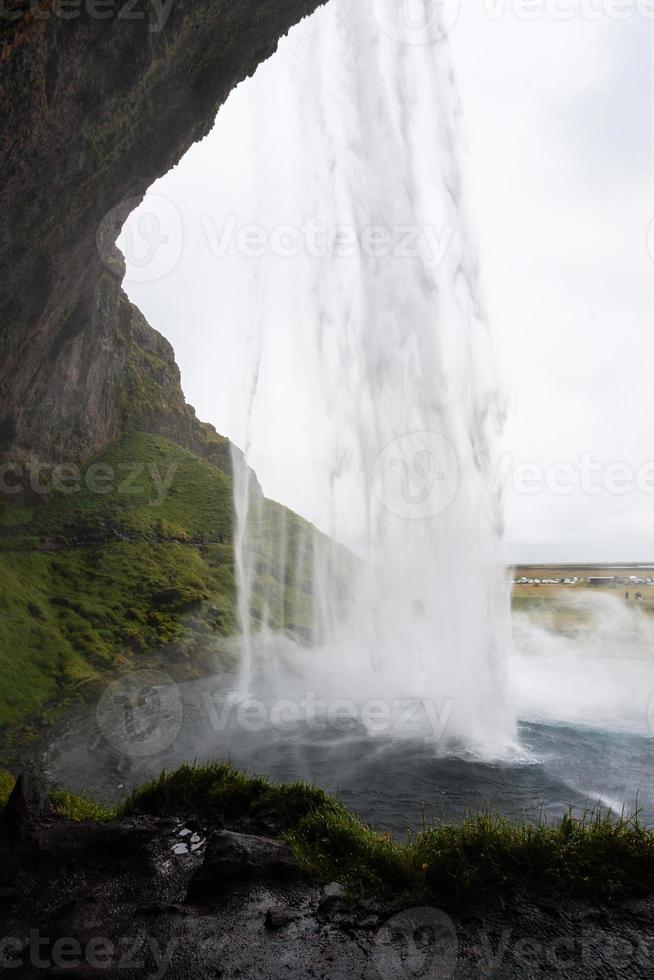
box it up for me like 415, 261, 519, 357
0, 432, 324, 729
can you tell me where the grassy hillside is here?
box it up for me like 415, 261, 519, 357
0, 432, 321, 728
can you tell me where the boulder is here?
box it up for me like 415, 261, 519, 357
265, 906, 302, 930
187, 830, 303, 902
0, 773, 55, 884
0, 773, 54, 842
319, 881, 344, 916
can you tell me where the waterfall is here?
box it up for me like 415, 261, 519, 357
228, 0, 517, 757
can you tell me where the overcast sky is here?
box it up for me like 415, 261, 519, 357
120, 3, 653, 563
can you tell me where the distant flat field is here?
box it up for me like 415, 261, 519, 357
510, 564, 654, 601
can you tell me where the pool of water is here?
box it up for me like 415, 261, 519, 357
40, 668, 654, 833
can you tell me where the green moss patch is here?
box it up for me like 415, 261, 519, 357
0, 770, 15, 808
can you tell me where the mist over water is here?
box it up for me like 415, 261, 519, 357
230, 0, 516, 758
41, 591, 654, 826
511, 592, 654, 736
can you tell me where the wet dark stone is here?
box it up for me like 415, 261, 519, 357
187, 830, 304, 902
0, 773, 56, 884
81, 821, 160, 873
319, 881, 345, 916
265, 906, 301, 930
0, 773, 54, 842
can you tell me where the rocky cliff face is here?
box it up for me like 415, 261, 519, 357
0, 0, 324, 466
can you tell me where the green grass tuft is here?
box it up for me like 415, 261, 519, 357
48, 790, 116, 823
411, 807, 654, 902
122, 761, 344, 831
123, 763, 654, 903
